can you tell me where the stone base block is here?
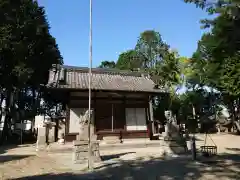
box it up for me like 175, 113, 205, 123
160, 140, 187, 156
72, 140, 101, 164
102, 136, 121, 144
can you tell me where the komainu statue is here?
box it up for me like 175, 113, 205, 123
161, 110, 187, 155
164, 111, 180, 141
77, 109, 94, 141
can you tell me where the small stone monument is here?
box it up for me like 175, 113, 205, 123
57, 118, 66, 144
72, 109, 101, 164
36, 119, 56, 151
45, 121, 56, 143
36, 123, 47, 151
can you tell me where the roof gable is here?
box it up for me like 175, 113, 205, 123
47, 65, 166, 93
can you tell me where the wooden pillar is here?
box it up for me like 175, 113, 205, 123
65, 92, 70, 141
65, 105, 70, 135
145, 106, 150, 138
94, 92, 97, 134
149, 96, 154, 135
145, 106, 149, 125
111, 103, 114, 132
123, 96, 126, 130
55, 106, 58, 142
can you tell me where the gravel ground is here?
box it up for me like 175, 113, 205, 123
0, 134, 240, 180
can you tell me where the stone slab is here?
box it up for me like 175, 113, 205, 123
73, 140, 88, 146
72, 140, 101, 164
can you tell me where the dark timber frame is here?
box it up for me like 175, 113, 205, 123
61, 89, 157, 141
46, 65, 167, 142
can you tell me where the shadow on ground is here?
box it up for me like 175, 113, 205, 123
12, 153, 240, 180
101, 152, 135, 161
0, 144, 18, 154
0, 144, 32, 154
0, 155, 34, 163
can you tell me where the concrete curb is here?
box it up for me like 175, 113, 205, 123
47, 142, 161, 153
100, 142, 160, 150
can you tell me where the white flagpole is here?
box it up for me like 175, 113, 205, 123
88, 0, 93, 171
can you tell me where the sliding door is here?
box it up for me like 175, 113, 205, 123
125, 108, 147, 130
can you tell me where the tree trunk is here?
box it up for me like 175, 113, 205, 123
192, 104, 196, 120
0, 90, 13, 145
231, 100, 236, 121
0, 92, 5, 145
237, 97, 240, 120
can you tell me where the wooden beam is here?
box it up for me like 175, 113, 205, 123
46, 88, 166, 96
70, 96, 148, 101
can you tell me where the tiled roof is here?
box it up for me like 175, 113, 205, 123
47, 65, 166, 93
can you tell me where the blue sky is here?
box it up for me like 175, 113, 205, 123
38, 0, 208, 67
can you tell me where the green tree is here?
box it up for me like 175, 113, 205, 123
116, 50, 142, 70
186, 0, 240, 94
184, 0, 240, 16
98, 30, 183, 120
153, 50, 182, 88
0, 0, 62, 143
134, 30, 182, 88
98, 61, 116, 68
135, 30, 169, 69
185, 0, 240, 122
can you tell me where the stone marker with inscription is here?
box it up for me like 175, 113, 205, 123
36, 124, 47, 151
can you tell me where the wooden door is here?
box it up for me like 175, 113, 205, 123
113, 103, 125, 130
95, 103, 112, 131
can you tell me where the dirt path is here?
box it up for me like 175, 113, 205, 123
0, 134, 240, 179
0, 145, 66, 179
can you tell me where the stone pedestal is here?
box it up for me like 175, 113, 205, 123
163, 122, 180, 140
72, 140, 101, 164
37, 126, 46, 145
160, 138, 187, 156
48, 125, 55, 143
161, 122, 187, 156
36, 126, 47, 151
